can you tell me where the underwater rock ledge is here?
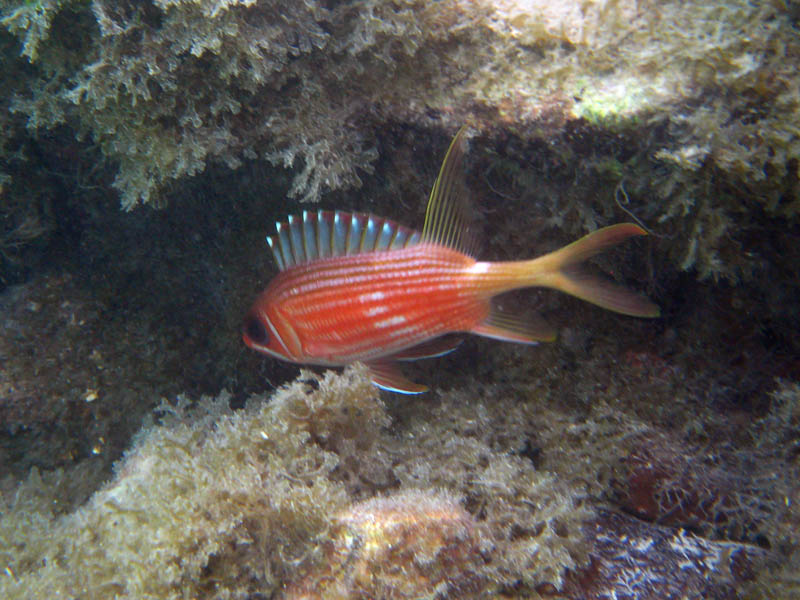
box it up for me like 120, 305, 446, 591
1, 0, 798, 285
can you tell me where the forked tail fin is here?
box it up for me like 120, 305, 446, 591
489, 224, 660, 317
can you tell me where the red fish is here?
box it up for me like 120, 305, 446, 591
244, 128, 659, 393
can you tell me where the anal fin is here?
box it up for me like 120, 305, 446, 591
364, 360, 428, 394
472, 305, 556, 344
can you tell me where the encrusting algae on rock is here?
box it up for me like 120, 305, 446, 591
280, 489, 487, 599
0, 365, 602, 599
0, 367, 381, 599
0, 367, 501, 600
0, 362, 794, 598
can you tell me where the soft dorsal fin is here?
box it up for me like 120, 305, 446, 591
267, 210, 422, 270
421, 126, 478, 256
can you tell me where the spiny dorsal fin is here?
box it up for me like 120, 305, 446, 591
267, 210, 421, 270
421, 126, 478, 257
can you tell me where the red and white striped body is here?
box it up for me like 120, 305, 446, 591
247, 244, 493, 365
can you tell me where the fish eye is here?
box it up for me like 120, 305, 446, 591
244, 315, 269, 345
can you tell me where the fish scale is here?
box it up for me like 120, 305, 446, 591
243, 127, 659, 393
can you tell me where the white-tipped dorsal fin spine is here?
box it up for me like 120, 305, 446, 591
266, 235, 284, 271
421, 126, 477, 257
266, 210, 421, 271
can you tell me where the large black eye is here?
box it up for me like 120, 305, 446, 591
244, 315, 269, 345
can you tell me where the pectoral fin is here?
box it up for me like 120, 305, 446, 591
365, 360, 428, 394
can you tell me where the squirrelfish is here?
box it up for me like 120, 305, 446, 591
243, 128, 659, 393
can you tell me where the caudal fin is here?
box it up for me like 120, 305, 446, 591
525, 224, 660, 317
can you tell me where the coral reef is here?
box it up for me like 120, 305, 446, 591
388, 387, 592, 591
0, 2, 799, 599
0, 273, 168, 481
2, 0, 489, 208
611, 426, 790, 543
0, 263, 246, 480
